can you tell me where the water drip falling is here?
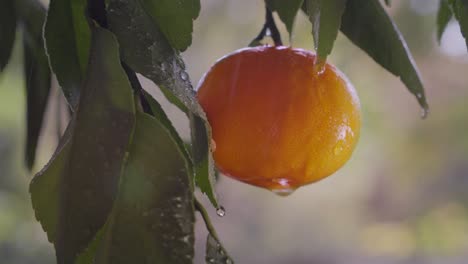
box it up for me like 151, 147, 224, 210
270, 178, 295, 197
420, 107, 429, 119
216, 206, 225, 217
271, 188, 295, 197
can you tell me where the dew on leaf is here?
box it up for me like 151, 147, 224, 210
180, 71, 188, 81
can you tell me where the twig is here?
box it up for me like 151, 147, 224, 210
250, 6, 283, 46
122, 63, 153, 115
194, 198, 220, 241
265, 7, 282, 46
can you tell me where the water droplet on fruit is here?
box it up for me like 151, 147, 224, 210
216, 206, 225, 217
180, 71, 188, 81
270, 178, 295, 196
313, 56, 326, 76
333, 141, 344, 155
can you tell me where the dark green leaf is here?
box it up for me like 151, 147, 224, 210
266, 0, 304, 37
30, 130, 71, 248
108, 0, 192, 113
22, 1, 52, 170
44, 0, 91, 108
206, 234, 234, 264
303, 0, 347, 60
142, 90, 193, 169
384, 0, 391, 6
88, 112, 195, 264
30, 26, 135, 263
139, 0, 200, 51
340, 0, 428, 111
437, 0, 453, 43
190, 113, 218, 207
74, 226, 105, 264
450, 0, 468, 49
108, 0, 219, 208
0, 0, 16, 71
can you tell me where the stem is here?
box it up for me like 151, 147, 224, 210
87, 0, 108, 28
87, 0, 153, 116
194, 198, 220, 241
250, 6, 283, 46
122, 63, 153, 115
251, 23, 268, 45
265, 7, 283, 46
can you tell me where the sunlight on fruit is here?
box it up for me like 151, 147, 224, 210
197, 46, 361, 193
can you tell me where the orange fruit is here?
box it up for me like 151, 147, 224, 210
197, 46, 361, 195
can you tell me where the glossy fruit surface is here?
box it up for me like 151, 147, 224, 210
197, 46, 361, 194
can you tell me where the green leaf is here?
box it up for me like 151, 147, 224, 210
0, 0, 16, 71
190, 113, 218, 207
139, 0, 200, 51
30, 26, 135, 263
141, 90, 193, 170
108, 0, 219, 208
44, 0, 91, 108
303, 0, 347, 60
87, 112, 195, 264
437, 0, 453, 43
22, 1, 52, 170
450, 0, 468, 49
339, 0, 428, 111
266, 0, 304, 37
75, 226, 105, 264
206, 234, 234, 264
30, 129, 71, 249
108, 0, 192, 113
384, 0, 391, 6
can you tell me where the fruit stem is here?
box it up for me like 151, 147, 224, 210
250, 6, 283, 46
87, 0, 108, 28
265, 7, 283, 46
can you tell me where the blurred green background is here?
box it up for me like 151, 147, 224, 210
1, 0, 468, 263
